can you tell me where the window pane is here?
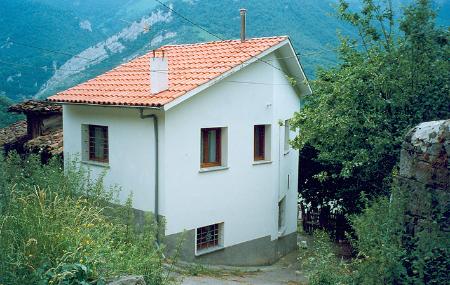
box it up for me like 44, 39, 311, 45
284, 120, 290, 151
94, 127, 104, 159
254, 125, 265, 160
208, 130, 217, 162
88, 125, 108, 162
197, 223, 221, 251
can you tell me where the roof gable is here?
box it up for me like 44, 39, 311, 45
47, 36, 295, 107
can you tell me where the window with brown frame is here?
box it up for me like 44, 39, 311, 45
254, 125, 265, 161
201, 128, 221, 168
88, 125, 109, 163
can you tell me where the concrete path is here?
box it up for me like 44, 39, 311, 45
176, 251, 307, 285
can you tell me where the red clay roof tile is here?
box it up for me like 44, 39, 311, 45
47, 36, 287, 107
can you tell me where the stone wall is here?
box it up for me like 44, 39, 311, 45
398, 119, 449, 235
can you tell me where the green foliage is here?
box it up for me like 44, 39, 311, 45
291, 0, 450, 212
0, 93, 23, 128
299, 186, 450, 284
298, 231, 351, 285
0, 153, 169, 284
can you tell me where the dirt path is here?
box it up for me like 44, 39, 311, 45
176, 251, 307, 285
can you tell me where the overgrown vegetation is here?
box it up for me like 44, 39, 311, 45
299, 186, 449, 284
0, 153, 170, 284
291, 0, 450, 213
295, 0, 449, 283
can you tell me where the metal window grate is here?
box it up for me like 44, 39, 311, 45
196, 223, 220, 251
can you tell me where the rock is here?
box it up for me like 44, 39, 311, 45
107, 276, 146, 285
398, 119, 449, 235
399, 119, 449, 189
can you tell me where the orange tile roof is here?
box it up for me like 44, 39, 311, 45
47, 36, 288, 107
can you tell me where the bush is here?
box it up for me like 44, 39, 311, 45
0, 153, 169, 284
299, 186, 449, 285
298, 231, 351, 285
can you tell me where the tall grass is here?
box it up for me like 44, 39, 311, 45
0, 153, 168, 284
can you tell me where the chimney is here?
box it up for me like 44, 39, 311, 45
240, 8, 246, 42
150, 50, 168, 94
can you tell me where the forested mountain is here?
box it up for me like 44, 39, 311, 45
0, 0, 448, 120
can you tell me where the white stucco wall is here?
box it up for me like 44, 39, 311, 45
63, 105, 164, 212
163, 52, 301, 248
272, 55, 301, 238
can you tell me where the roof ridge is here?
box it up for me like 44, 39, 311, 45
160, 35, 289, 48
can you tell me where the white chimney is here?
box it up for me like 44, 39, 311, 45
240, 8, 247, 42
150, 50, 168, 94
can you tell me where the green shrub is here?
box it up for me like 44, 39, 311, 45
298, 231, 351, 285
300, 186, 449, 285
0, 153, 168, 284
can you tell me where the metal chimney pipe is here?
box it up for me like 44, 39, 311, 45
240, 8, 246, 42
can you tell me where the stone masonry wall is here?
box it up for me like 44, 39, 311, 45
398, 119, 449, 235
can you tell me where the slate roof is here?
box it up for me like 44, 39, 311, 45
8, 100, 62, 115
0, 120, 28, 147
47, 36, 288, 107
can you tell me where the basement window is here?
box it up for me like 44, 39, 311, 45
196, 223, 223, 254
82, 124, 109, 163
254, 124, 271, 161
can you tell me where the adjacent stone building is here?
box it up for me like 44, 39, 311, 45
0, 100, 63, 160
398, 119, 449, 236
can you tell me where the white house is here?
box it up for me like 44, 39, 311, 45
48, 35, 311, 265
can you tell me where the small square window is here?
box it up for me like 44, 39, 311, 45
196, 223, 223, 253
254, 125, 271, 161
201, 128, 222, 168
83, 124, 109, 163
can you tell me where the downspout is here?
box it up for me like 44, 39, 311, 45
139, 108, 161, 247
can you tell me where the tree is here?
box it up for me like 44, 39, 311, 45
291, 0, 450, 213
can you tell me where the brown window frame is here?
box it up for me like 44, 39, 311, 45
254, 125, 265, 161
88, 125, 109, 163
201, 128, 221, 168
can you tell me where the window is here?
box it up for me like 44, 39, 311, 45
284, 120, 290, 152
253, 125, 271, 162
196, 223, 223, 252
278, 197, 286, 231
88, 125, 109, 163
254, 125, 265, 161
201, 128, 221, 168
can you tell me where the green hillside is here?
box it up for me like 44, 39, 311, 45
0, 0, 449, 127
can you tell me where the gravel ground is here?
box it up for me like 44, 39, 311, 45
176, 250, 307, 285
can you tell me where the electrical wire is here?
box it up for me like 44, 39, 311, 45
151, 0, 305, 82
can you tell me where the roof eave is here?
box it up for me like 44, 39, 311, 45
163, 38, 291, 111
47, 100, 163, 110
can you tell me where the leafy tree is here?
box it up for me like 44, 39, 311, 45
291, 0, 450, 213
